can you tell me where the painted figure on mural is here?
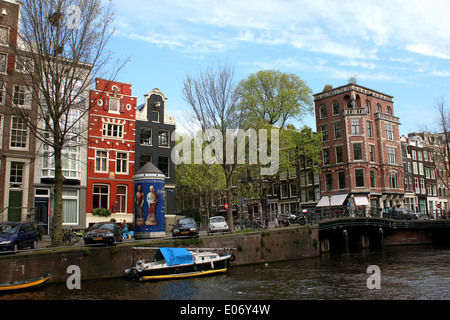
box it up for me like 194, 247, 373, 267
135, 185, 145, 226
145, 185, 158, 226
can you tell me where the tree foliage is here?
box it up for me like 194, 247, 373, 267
236, 70, 313, 129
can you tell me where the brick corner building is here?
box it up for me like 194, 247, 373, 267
314, 83, 404, 211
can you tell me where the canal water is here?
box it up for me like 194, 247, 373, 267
1, 244, 449, 300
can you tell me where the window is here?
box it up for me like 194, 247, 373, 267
93, 185, 109, 209
420, 178, 425, 194
351, 118, 360, 135
390, 171, 399, 189
289, 183, 296, 198
321, 124, 328, 141
414, 178, 419, 193
320, 104, 327, 118
10, 117, 28, 149
353, 143, 363, 161
323, 148, 330, 165
365, 100, 371, 114
62, 190, 78, 225
325, 173, 332, 191
0, 82, 5, 104
109, 98, 120, 113
412, 162, 418, 174
417, 151, 422, 161
10, 162, 23, 189
334, 122, 341, 139
0, 53, 7, 73
418, 162, 424, 175
0, 26, 9, 45
152, 111, 159, 122
338, 171, 346, 189
280, 184, 289, 198
13, 85, 31, 109
332, 101, 340, 115
385, 124, 395, 141
116, 152, 128, 174
116, 185, 127, 213
387, 147, 397, 164
411, 150, 417, 160
355, 169, 364, 187
370, 171, 376, 188
95, 150, 108, 172
102, 122, 123, 138
140, 127, 152, 145
336, 146, 343, 163
140, 154, 152, 168
367, 121, 373, 138
158, 130, 170, 147
158, 156, 169, 177
376, 104, 382, 113
369, 145, 375, 162
15, 56, 33, 73
387, 106, 392, 115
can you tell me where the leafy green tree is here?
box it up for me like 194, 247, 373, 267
236, 70, 313, 129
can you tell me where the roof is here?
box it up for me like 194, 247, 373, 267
136, 162, 164, 175
154, 248, 193, 267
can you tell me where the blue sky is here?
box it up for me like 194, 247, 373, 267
107, 0, 450, 136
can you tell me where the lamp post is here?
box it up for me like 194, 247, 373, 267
261, 179, 269, 228
328, 195, 332, 217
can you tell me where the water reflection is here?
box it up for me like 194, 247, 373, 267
1, 245, 449, 300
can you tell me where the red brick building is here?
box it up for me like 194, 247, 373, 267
314, 83, 404, 211
86, 79, 137, 225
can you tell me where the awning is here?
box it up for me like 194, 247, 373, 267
316, 194, 349, 207
354, 195, 369, 206
331, 194, 348, 206
316, 196, 330, 207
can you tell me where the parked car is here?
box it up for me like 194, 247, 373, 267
383, 207, 418, 220
172, 217, 199, 238
207, 216, 230, 235
0, 222, 39, 253
84, 222, 123, 246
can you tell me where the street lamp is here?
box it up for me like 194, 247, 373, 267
261, 179, 269, 228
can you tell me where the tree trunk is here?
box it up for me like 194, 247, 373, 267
225, 171, 234, 232
51, 144, 64, 246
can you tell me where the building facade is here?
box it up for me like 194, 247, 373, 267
401, 133, 448, 214
135, 88, 176, 214
314, 83, 404, 210
86, 79, 137, 225
0, 0, 37, 224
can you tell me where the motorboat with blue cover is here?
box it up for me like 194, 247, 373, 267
124, 247, 235, 281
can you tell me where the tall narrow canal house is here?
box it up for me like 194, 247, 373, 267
86, 79, 137, 225
314, 83, 404, 210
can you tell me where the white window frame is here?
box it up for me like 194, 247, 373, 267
116, 151, 128, 174
10, 116, 29, 150
95, 150, 108, 173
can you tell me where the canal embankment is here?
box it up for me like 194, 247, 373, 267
0, 225, 319, 284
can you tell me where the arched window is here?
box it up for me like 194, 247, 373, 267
365, 100, 370, 114
387, 106, 392, 115
332, 101, 340, 115
320, 104, 327, 118
376, 103, 382, 113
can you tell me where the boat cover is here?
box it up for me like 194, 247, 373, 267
154, 248, 194, 267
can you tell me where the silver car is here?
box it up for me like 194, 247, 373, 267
207, 216, 230, 235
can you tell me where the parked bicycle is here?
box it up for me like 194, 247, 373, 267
62, 228, 83, 246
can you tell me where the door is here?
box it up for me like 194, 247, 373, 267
8, 190, 22, 222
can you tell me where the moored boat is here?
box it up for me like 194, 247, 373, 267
124, 247, 235, 281
0, 273, 50, 293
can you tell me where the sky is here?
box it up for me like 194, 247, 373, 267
106, 0, 450, 136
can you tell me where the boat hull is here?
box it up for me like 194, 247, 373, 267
125, 256, 231, 281
0, 273, 50, 293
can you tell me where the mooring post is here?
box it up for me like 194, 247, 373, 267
378, 228, 384, 248
342, 230, 349, 253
